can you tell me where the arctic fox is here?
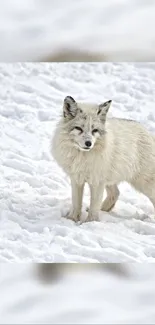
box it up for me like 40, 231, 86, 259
52, 96, 155, 222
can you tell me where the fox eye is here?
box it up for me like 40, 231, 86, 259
74, 126, 83, 133
92, 129, 99, 134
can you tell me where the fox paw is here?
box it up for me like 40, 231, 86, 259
85, 212, 99, 222
65, 210, 81, 222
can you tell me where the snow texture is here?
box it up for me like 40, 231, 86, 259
0, 0, 155, 60
1, 62, 155, 263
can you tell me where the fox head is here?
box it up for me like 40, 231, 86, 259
62, 96, 112, 151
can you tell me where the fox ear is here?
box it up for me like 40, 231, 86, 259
97, 100, 112, 121
63, 96, 78, 119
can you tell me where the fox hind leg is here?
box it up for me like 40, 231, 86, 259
101, 185, 120, 212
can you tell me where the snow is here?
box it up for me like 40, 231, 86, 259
1, 62, 155, 263
0, 1, 155, 60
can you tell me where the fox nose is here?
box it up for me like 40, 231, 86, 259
85, 141, 92, 148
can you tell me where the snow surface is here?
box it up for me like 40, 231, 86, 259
0, 0, 155, 60
1, 62, 155, 263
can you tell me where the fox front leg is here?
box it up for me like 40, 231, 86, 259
86, 182, 104, 222
66, 179, 84, 222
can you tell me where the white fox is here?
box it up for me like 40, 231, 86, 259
52, 96, 155, 222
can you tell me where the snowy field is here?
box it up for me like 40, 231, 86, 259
0, 0, 155, 61
1, 263, 155, 324
1, 62, 155, 263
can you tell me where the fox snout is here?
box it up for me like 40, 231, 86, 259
85, 140, 92, 148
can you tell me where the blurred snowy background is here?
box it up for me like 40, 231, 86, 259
1, 263, 155, 324
0, 0, 155, 61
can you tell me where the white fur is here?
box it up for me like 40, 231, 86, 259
52, 96, 155, 222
